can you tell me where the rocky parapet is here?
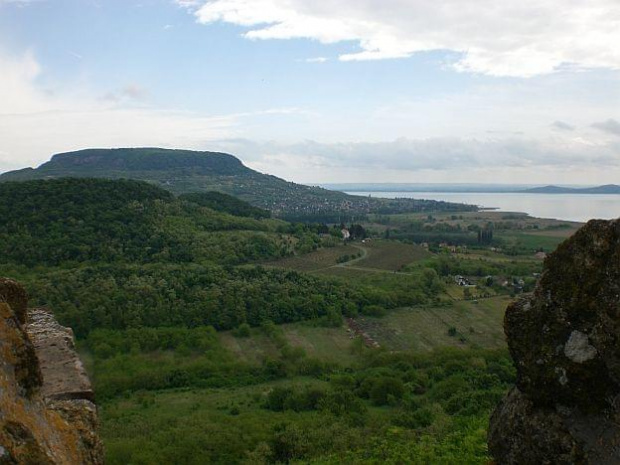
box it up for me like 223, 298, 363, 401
26, 308, 94, 402
488, 219, 620, 464
0, 279, 103, 465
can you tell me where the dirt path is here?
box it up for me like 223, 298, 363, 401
335, 244, 368, 267
307, 244, 417, 276
305, 243, 370, 274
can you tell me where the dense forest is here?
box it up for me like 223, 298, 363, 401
9, 261, 443, 338
0, 178, 317, 266
179, 191, 271, 219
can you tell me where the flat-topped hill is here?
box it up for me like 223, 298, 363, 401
0, 148, 475, 218
12, 148, 246, 175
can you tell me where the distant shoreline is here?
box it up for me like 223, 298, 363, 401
340, 190, 620, 223
322, 183, 620, 195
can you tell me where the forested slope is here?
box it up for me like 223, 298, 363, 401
0, 178, 304, 266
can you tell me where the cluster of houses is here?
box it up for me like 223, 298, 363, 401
454, 275, 474, 287
438, 243, 469, 254
270, 196, 376, 217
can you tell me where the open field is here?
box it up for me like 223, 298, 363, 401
263, 244, 356, 271
219, 323, 358, 366
266, 240, 432, 275
280, 325, 358, 364
496, 232, 570, 253
219, 295, 510, 364
353, 296, 510, 352
219, 331, 281, 364
354, 240, 431, 271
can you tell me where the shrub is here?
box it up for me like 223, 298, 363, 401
369, 377, 405, 406
233, 323, 251, 338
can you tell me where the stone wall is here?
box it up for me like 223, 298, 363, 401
0, 278, 103, 465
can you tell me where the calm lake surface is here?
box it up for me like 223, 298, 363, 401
346, 191, 620, 223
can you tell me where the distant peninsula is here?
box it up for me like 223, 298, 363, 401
521, 184, 620, 194
324, 183, 620, 195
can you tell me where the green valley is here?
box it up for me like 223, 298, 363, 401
0, 175, 579, 464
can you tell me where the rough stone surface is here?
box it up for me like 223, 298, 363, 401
564, 330, 598, 364
0, 280, 103, 465
0, 279, 27, 325
26, 309, 94, 402
489, 219, 620, 464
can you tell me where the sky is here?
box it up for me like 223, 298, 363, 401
1, 0, 619, 184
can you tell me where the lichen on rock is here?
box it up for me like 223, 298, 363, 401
564, 330, 598, 364
489, 219, 620, 464
0, 278, 28, 325
0, 279, 103, 465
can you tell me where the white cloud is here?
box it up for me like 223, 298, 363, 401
212, 135, 620, 183
303, 57, 328, 63
181, 0, 620, 77
0, 50, 240, 171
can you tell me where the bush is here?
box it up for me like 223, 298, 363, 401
319, 390, 367, 417
233, 323, 251, 338
393, 405, 435, 428
369, 377, 405, 406
361, 305, 387, 317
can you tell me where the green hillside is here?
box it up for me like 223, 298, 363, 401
0, 148, 476, 218
0, 178, 308, 266
178, 191, 271, 219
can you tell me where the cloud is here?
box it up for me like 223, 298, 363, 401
0, 49, 47, 115
0, 50, 240, 171
303, 57, 328, 63
591, 119, 620, 136
102, 84, 148, 102
179, 0, 620, 77
0, 0, 38, 5
214, 136, 620, 174
551, 121, 575, 132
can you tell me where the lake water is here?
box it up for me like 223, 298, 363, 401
345, 191, 620, 223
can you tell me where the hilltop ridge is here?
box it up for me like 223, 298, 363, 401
34, 147, 246, 174
0, 148, 475, 218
